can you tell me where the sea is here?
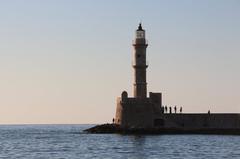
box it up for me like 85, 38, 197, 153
0, 125, 239, 159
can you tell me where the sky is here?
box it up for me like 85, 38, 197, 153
0, 0, 239, 124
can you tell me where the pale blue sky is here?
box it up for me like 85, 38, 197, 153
0, 0, 239, 124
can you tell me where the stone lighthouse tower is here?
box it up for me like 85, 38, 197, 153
133, 23, 148, 98
115, 24, 162, 128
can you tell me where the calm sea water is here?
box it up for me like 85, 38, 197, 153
0, 125, 239, 159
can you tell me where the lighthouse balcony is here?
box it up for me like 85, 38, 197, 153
132, 39, 148, 45
132, 61, 149, 68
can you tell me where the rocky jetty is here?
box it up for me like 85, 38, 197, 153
84, 124, 240, 135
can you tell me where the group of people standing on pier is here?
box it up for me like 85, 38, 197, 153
161, 105, 182, 114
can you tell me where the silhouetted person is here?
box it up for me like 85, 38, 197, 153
180, 107, 182, 113
208, 110, 210, 114
174, 106, 177, 114
112, 118, 115, 123
165, 106, 168, 113
169, 107, 172, 114
161, 106, 164, 114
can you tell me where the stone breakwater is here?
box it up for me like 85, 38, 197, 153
84, 124, 240, 135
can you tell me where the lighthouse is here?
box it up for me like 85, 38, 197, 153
133, 23, 148, 98
88, 23, 240, 134
115, 23, 162, 128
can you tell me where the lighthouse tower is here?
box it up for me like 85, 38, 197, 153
133, 23, 148, 98
115, 24, 162, 128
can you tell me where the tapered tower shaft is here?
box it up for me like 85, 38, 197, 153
132, 24, 148, 98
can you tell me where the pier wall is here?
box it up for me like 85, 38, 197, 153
158, 114, 240, 129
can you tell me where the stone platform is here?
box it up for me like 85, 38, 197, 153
84, 124, 240, 135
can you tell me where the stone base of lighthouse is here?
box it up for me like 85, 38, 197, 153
114, 91, 240, 130
115, 91, 162, 128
